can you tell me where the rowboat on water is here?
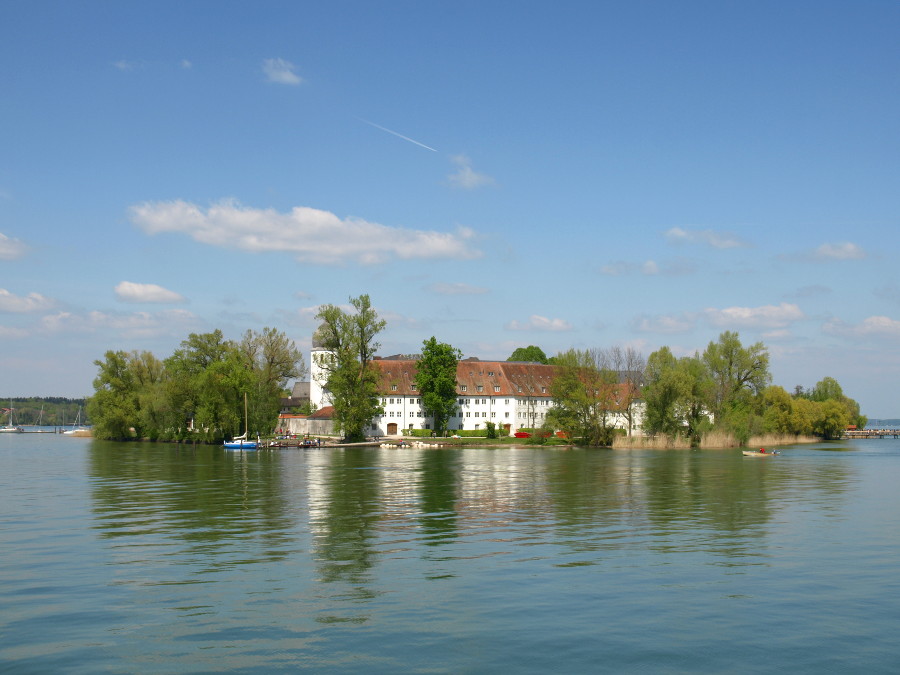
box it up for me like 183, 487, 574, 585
742, 448, 779, 457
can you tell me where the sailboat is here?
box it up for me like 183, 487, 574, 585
224, 393, 258, 450
1, 404, 24, 433
62, 407, 90, 436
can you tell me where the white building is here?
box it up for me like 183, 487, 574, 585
310, 347, 644, 437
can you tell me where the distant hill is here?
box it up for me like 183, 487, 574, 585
868, 419, 900, 428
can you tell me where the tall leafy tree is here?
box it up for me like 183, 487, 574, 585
88, 350, 140, 440
507, 345, 549, 364
415, 337, 461, 436
314, 295, 386, 442
549, 348, 619, 446
642, 349, 712, 445
702, 331, 770, 423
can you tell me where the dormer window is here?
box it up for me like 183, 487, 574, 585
461, 385, 467, 392
476, 385, 483, 393
494, 385, 500, 393
391, 384, 398, 391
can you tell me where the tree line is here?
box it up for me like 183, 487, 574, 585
0, 397, 88, 427
86, 293, 865, 447
87, 327, 305, 441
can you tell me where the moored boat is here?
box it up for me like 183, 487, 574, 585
224, 438, 258, 450
224, 392, 258, 450
1, 405, 24, 433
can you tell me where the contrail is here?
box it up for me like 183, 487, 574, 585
359, 118, 437, 152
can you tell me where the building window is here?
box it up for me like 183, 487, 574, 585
505, 412, 510, 418
494, 385, 500, 393
391, 384, 398, 391
491, 412, 496, 418
476, 385, 483, 393
488, 371, 494, 376
410, 384, 417, 390
505, 399, 509, 405
541, 387, 547, 393
466, 412, 471, 418
461, 385, 467, 392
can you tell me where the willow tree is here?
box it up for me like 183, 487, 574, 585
415, 337, 461, 436
549, 348, 620, 446
88, 350, 141, 440
314, 294, 386, 442
239, 327, 306, 436
642, 348, 712, 445
702, 331, 770, 434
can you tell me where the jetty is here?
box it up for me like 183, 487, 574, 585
843, 429, 900, 439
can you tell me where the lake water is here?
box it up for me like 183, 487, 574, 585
2, 433, 899, 673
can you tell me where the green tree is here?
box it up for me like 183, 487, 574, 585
549, 348, 619, 446
314, 295, 386, 442
642, 349, 712, 446
239, 327, 306, 437
164, 330, 238, 439
508, 345, 549, 364
415, 337, 461, 437
642, 346, 684, 436
88, 350, 140, 440
702, 331, 770, 424
813, 399, 850, 439
761, 385, 794, 434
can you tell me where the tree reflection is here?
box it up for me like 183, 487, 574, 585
417, 450, 460, 545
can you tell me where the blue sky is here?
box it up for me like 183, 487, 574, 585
1, 1, 898, 417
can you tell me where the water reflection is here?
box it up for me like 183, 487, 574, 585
87, 442, 857, 576
88, 442, 297, 571
6, 435, 879, 672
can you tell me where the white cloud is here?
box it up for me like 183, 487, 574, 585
0, 233, 27, 260
0, 289, 55, 313
0, 325, 28, 339
115, 281, 186, 304
705, 302, 805, 329
130, 199, 482, 265
506, 315, 572, 332
428, 282, 488, 295
823, 315, 900, 339
40, 309, 198, 338
665, 226, 749, 249
447, 155, 495, 189
600, 258, 696, 277
181, 59, 193, 69
631, 313, 696, 334
813, 241, 866, 261
113, 59, 138, 71
262, 58, 303, 85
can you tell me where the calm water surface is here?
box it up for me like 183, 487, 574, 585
2, 433, 899, 673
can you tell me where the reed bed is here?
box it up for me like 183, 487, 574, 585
613, 432, 819, 449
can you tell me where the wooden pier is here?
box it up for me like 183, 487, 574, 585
843, 429, 900, 439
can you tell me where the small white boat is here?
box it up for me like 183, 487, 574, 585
742, 449, 778, 457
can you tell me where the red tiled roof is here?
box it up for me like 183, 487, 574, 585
373, 359, 558, 397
